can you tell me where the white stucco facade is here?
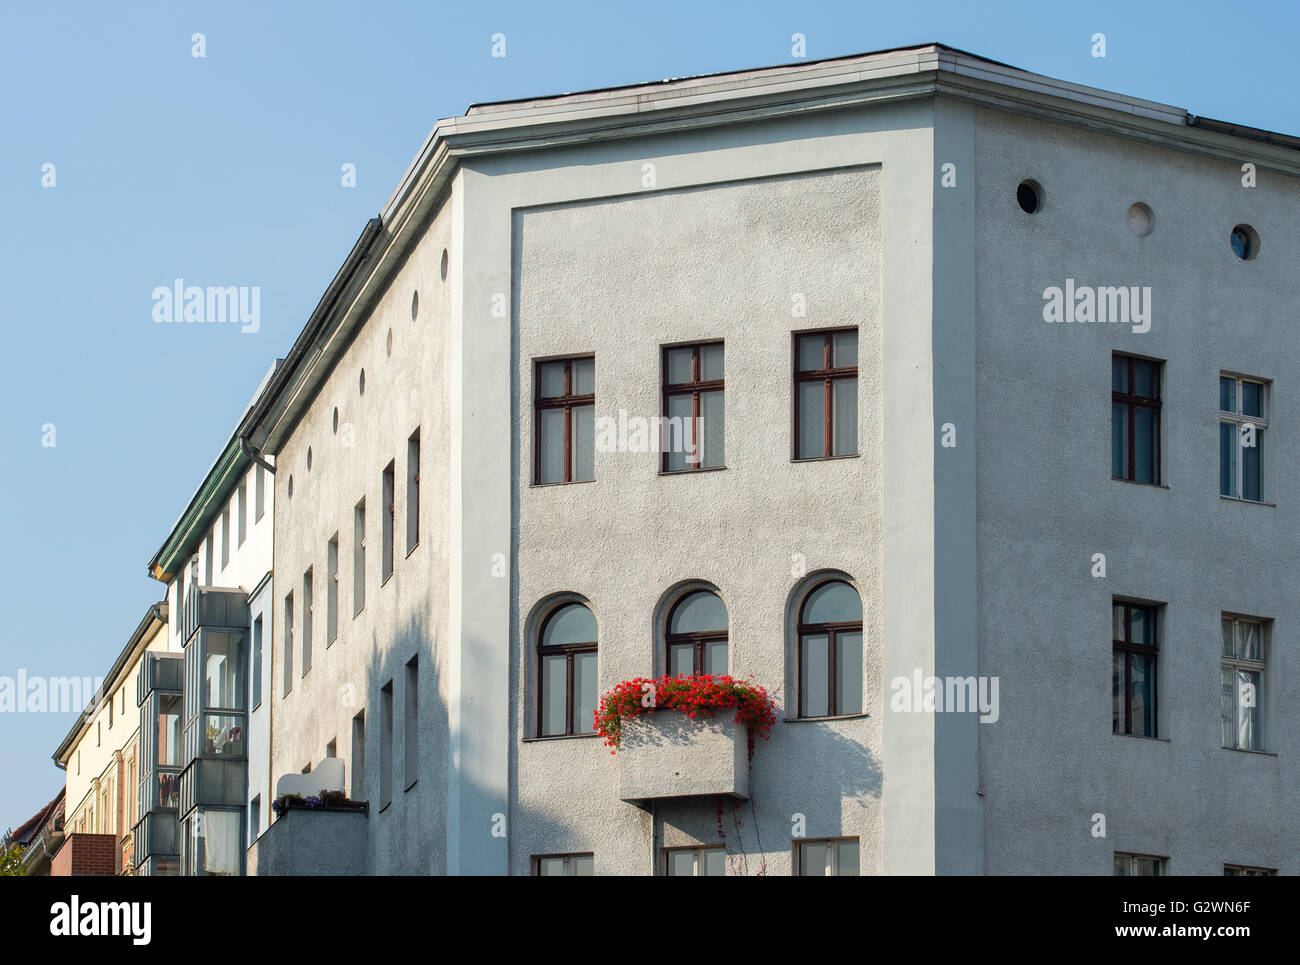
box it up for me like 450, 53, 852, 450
242, 44, 1299, 875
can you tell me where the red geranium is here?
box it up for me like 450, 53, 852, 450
594, 674, 777, 758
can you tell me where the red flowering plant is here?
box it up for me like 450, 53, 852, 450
594, 674, 777, 758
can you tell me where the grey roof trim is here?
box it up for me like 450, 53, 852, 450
52, 602, 168, 767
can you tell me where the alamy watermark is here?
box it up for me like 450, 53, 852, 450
595, 409, 705, 459
0, 670, 106, 713
889, 671, 1000, 723
1042, 279, 1151, 333
152, 278, 260, 333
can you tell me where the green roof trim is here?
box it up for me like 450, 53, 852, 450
148, 437, 249, 582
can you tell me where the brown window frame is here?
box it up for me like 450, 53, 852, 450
536, 605, 598, 738
793, 328, 859, 461
661, 341, 724, 472
796, 580, 862, 719
1113, 601, 1158, 738
533, 356, 595, 485
665, 593, 728, 677
1112, 353, 1162, 484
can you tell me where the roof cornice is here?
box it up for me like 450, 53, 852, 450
52, 603, 167, 766
243, 44, 1300, 454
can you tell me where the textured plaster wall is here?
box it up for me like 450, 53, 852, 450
974, 106, 1300, 874
469, 103, 942, 875
246, 809, 367, 876
268, 184, 457, 875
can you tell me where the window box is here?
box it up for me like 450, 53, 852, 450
617, 709, 750, 803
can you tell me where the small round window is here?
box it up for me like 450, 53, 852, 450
1017, 179, 1043, 214
307, 447, 313, 471
386, 329, 393, 357
359, 369, 366, 395
411, 291, 419, 321
1127, 202, 1154, 237
332, 407, 339, 434
287, 475, 294, 499
1230, 224, 1259, 261
440, 248, 449, 281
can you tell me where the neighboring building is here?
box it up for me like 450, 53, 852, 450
229, 43, 1298, 874
2, 790, 64, 876
52, 604, 168, 875
137, 364, 278, 875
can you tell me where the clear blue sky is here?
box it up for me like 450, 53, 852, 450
2, 0, 1296, 828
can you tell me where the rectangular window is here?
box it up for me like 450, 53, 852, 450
1220, 374, 1267, 501
662, 342, 725, 471
353, 499, 366, 616
350, 711, 366, 801
664, 846, 726, 876
1112, 354, 1162, 484
251, 614, 262, 708
1221, 615, 1266, 752
533, 853, 595, 876
795, 838, 860, 876
1114, 853, 1165, 876
380, 682, 393, 809
221, 505, 230, 569
108, 693, 114, 729
534, 356, 595, 484
406, 430, 420, 555
382, 461, 395, 583
327, 534, 339, 645
404, 656, 419, 789
254, 463, 265, 522
1224, 864, 1275, 876
204, 534, 213, 586
794, 329, 858, 459
325, 739, 336, 758
1113, 601, 1158, 738
283, 592, 294, 696
249, 796, 261, 839
236, 480, 247, 547
301, 568, 313, 677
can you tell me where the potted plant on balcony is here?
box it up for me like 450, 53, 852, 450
271, 789, 368, 817
594, 673, 776, 754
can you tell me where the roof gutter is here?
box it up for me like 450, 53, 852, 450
52, 602, 168, 768
239, 217, 384, 454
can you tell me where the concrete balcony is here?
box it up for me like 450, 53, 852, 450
618, 710, 750, 804
247, 806, 368, 876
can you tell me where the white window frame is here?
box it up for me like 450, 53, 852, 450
1114, 852, 1165, 876
664, 846, 726, 876
1219, 374, 1268, 502
795, 837, 860, 876
533, 853, 594, 876
1221, 615, 1267, 752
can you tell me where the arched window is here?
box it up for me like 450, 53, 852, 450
537, 602, 598, 737
666, 590, 728, 676
797, 580, 862, 718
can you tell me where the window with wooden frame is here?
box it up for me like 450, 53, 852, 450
1113, 601, 1158, 738
1219, 374, 1267, 502
1221, 615, 1266, 752
662, 342, 724, 472
1112, 354, 1162, 484
795, 837, 860, 876
537, 602, 598, 737
1114, 852, 1165, 876
534, 357, 594, 485
666, 590, 728, 677
1224, 864, 1275, 876
796, 580, 863, 718
534, 853, 594, 876
794, 329, 858, 459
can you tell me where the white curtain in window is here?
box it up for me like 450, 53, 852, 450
203, 811, 239, 876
